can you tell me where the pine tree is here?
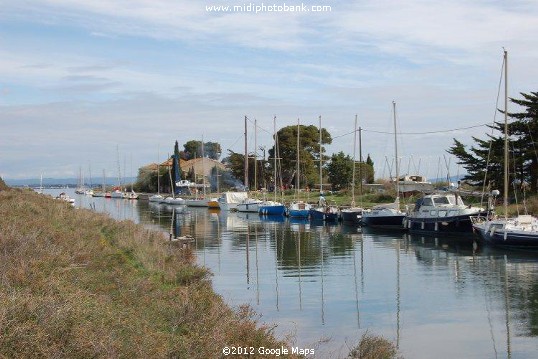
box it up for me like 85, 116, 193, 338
448, 91, 538, 195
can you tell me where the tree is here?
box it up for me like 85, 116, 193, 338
364, 154, 375, 183
267, 124, 332, 188
506, 91, 538, 192
171, 141, 181, 194
182, 140, 222, 160
327, 152, 353, 190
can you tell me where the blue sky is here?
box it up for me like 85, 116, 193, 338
1, 0, 538, 180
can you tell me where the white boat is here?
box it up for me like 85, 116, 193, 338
92, 169, 108, 197
184, 198, 209, 207
217, 191, 248, 211
472, 51, 538, 247
56, 192, 75, 205
148, 194, 164, 202
149, 150, 164, 203
110, 189, 124, 198
164, 196, 186, 205
287, 119, 313, 219
362, 102, 406, 229
405, 192, 487, 234
124, 190, 139, 200
236, 198, 262, 213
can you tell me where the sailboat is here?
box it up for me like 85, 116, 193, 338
184, 142, 210, 207
309, 116, 339, 222
259, 117, 286, 216
361, 102, 406, 229
164, 152, 186, 205
92, 169, 108, 197
74, 167, 87, 194
111, 146, 125, 198
287, 119, 312, 218
341, 115, 364, 225
472, 50, 538, 247
36, 173, 44, 194
149, 149, 164, 202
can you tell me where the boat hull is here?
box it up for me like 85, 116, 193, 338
362, 214, 406, 229
341, 208, 363, 225
288, 209, 310, 218
473, 220, 538, 248
407, 211, 488, 234
309, 208, 339, 222
259, 204, 286, 216
237, 201, 261, 213
185, 199, 209, 207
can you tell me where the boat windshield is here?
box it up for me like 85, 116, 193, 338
432, 194, 465, 206
433, 196, 451, 205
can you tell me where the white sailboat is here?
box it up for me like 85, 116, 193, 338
362, 101, 406, 229
184, 141, 210, 207
163, 152, 186, 205
472, 50, 538, 247
149, 149, 164, 203
288, 118, 312, 218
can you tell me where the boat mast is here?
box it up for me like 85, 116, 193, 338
359, 125, 363, 203
202, 137, 206, 198
351, 115, 357, 207
393, 101, 400, 208
157, 146, 160, 195
244, 115, 249, 190
296, 118, 300, 199
319, 115, 323, 194
504, 50, 508, 219
273, 116, 277, 202
254, 119, 257, 192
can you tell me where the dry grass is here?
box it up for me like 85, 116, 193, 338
348, 332, 401, 359
0, 177, 8, 191
0, 189, 299, 358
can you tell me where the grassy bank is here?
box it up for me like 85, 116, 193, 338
0, 187, 300, 358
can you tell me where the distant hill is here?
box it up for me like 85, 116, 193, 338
4, 177, 137, 188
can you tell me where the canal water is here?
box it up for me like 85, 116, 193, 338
44, 189, 538, 358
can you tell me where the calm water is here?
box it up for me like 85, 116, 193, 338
44, 189, 538, 358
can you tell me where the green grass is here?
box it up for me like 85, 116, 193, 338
0, 186, 401, 358
0, 188, 299, 358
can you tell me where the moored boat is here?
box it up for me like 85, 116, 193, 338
56, 192, 75, 205
258, 200, 286, 216
207, 198, 220, 209
148, 194, 164, 202
472, 50, 538, 248
164, 196, 186, 205
218, 191, 248, 211
237, 198, 262, 213
287, 201, 311, 218
361, 102, 406, 230
405, 192, 487, 234
341, 207, 363, 225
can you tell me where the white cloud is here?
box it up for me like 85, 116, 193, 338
1, 0, 537, 178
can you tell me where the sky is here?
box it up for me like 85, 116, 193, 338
1, 0, 538, 181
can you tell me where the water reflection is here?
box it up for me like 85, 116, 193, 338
42, 188, 538, 358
